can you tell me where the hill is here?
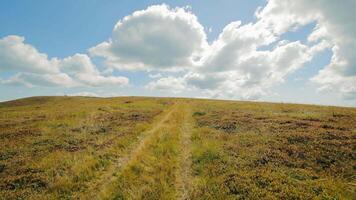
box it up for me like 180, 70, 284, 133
0, 96, 355, 199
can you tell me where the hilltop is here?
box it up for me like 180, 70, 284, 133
0, 96, 355, 199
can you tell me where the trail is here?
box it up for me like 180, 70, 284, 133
176, 103, 193, 200
81, 102, 194, 200
81, 103, 179, 200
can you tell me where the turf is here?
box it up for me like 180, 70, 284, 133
0, 96, 355, 199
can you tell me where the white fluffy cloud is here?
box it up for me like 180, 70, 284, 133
147, 1, 355, 100
68, 91, 99, 97
184, 23, 321, 99
145, 6, 324, 99
89, 4, 207, 71
0, 35, 59, 74
258, 0, 356, 99
146, 76, 186, 92
0, 35, 128, 87
2, 72, 75, 87
59, 54, 128, 87
178, 41, 316, 99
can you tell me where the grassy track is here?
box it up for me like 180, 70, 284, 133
82, 102, 179, 199
99, 102, 192, 199
175, 102, 193, 200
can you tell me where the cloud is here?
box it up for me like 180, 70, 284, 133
0, 35, 59, 74
59, 54, 129, 87
68, 91, 99, 97
146, 76, 186, 92
148, 73, 162, 79
89, 4, 207, 71
184, 72, 224, 90
0, 36, 128, 87
257, 0, 356, 99
2, 72, 76, 87
179, 41, 315, 99
311, 68, 356, 100
172, 12, 322, 99
150, 0, 354, 100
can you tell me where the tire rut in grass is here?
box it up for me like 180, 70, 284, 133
99, 102, 185, 199
81, 103, 179, 200
176, 104, 193, 200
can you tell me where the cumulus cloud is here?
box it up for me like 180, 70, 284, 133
177, 41, 316, 99
146, 10, 320, 99
0, 35, 59, 74
0, 36, 128, 87
89, 4, 207, 71
257, 0, 356, 99
311, 68, 356, 100
184, 72, 224, 90
146, 1, 354, 100
199, 20, 277, 72
148, 73, 162, 79
68, 91, 99, 97
2, 72, 76, 87
146, 76, 186, 92
59, 54, 129, 87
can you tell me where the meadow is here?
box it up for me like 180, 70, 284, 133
0, 96, 355, 199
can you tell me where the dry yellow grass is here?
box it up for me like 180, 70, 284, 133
0, 96, 355, 199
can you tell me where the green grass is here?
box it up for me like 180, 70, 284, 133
190, 100, 356, 199
0, 97, 355, 199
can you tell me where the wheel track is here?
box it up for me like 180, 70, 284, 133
176, 103, 193, 200
80, 103, 179, 200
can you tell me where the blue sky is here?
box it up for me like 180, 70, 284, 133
0, 0, 264, 57
0, 0, 355, 106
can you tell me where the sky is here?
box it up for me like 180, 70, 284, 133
0, 0, 355, 107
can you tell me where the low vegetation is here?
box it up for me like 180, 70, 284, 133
190, 100, 355, 199
0, 96, 170, 199
0, 97, 355, 199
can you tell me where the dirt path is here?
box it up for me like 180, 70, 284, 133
81, 103, 179, 200
176, 103, 193, 200
80, 102, 194, 200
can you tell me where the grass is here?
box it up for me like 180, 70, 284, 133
190, 100, 356, 199
0, 96, 170, 199
0, 97, 355, 199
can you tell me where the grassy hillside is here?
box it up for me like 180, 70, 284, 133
0, 96, 355, 199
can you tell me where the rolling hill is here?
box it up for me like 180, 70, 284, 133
0, 96, 355, 199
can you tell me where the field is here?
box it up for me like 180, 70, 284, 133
0, 96, 355, 199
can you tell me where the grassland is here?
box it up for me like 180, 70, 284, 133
0, 96, 355, 199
